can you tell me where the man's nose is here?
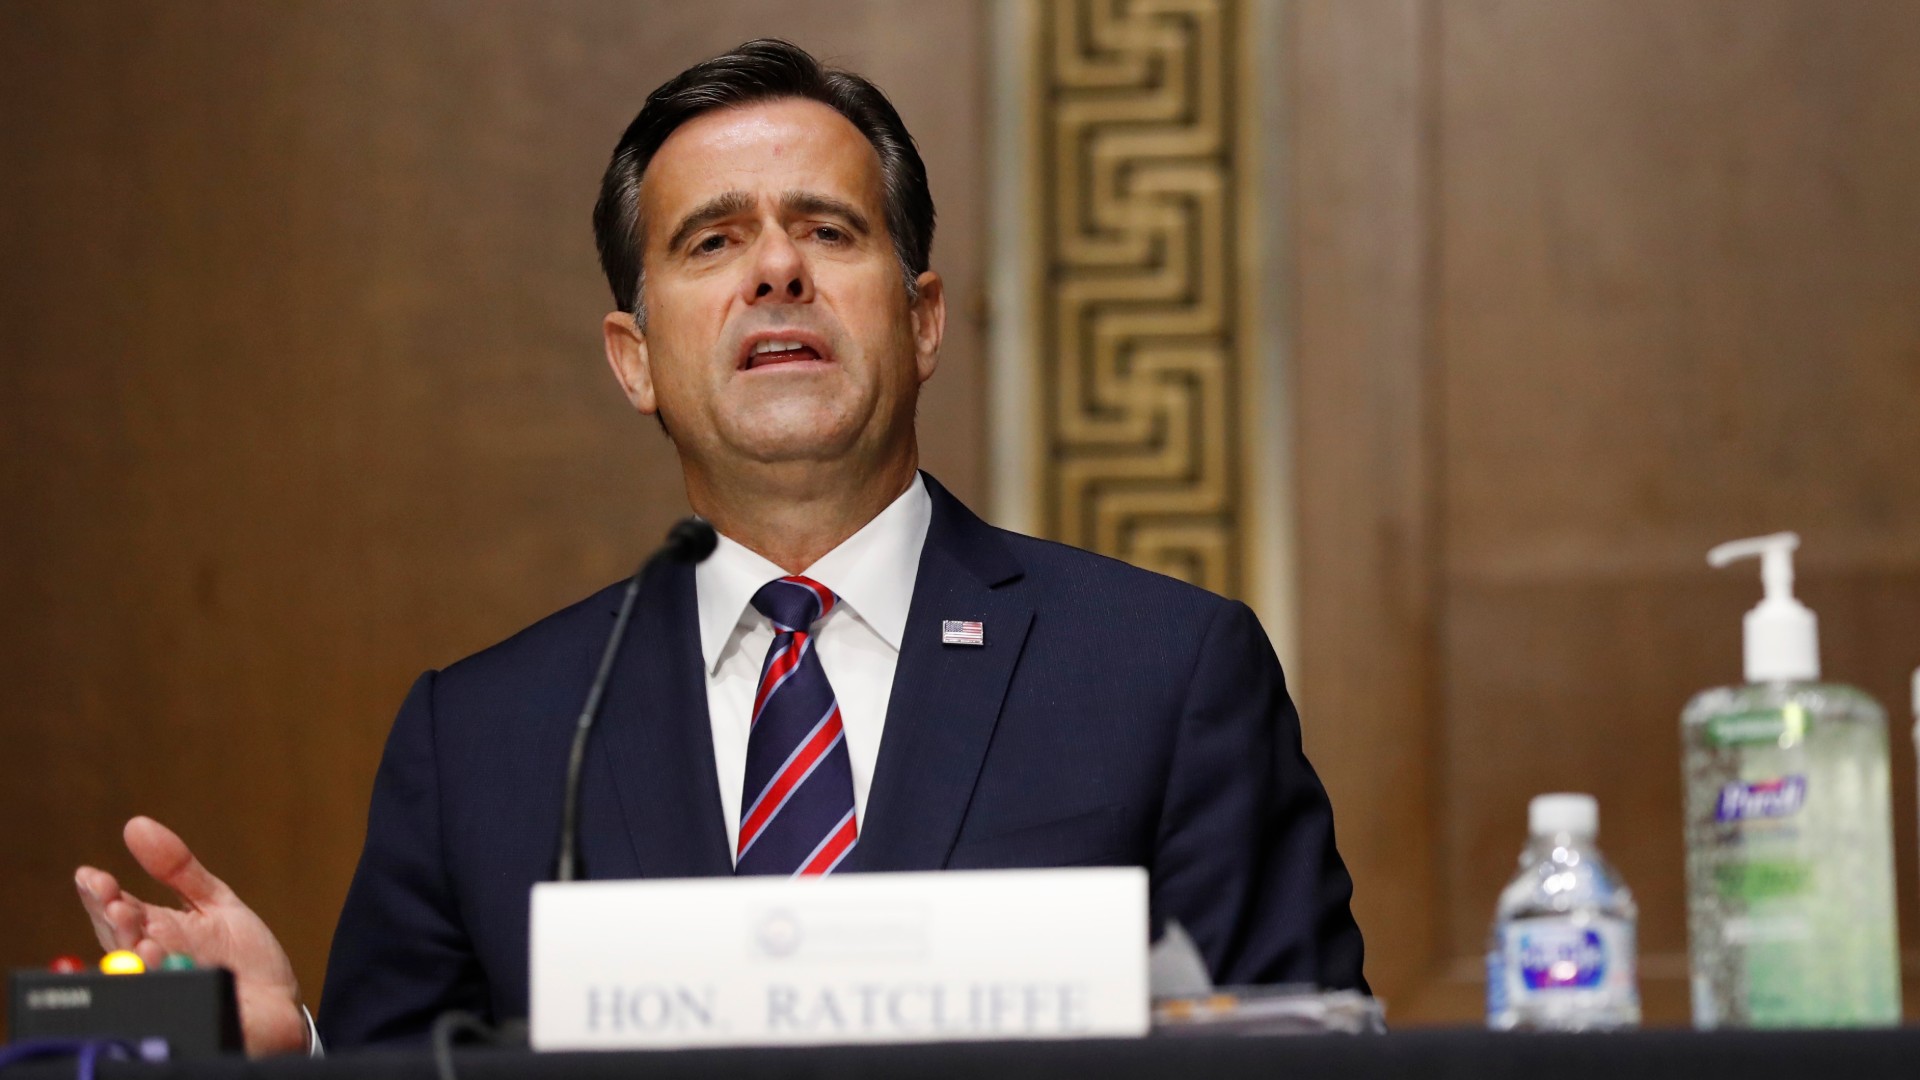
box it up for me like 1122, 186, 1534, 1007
745, 231, 814, 305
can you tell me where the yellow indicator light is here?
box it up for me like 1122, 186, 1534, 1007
100, 950, 146, 975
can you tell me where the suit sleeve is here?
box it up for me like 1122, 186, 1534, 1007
1149, 600, 1368, 991
317, 671, 490, 1047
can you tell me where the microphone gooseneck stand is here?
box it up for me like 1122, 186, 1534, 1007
553, 517, 718, 883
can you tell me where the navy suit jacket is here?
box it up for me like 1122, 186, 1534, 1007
317, 475, 1365, 1047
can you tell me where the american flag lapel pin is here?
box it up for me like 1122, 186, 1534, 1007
941, 619, 985, 646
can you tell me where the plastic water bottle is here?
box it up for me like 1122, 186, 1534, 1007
1486, 793, 1640, 1031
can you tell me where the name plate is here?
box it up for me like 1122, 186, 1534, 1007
529, 867, 1148, 1050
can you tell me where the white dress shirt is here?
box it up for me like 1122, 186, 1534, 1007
695, 474, 932, 861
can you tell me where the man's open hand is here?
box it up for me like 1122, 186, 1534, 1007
74, 816, 310, 1057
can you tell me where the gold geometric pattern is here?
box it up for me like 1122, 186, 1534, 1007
1033, 0, 1247, 597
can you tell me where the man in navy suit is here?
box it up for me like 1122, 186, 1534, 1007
75, 40, 1364, 1054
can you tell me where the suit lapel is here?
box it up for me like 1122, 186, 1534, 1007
595, 558, 735, 879
842, 476, 1032, 873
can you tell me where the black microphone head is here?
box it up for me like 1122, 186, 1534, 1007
664, 517, 718, 563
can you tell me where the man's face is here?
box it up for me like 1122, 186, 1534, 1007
603, 98, 942, 478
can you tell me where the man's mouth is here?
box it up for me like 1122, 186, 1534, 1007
740, 334, 830, 370
749, 341, 820, 368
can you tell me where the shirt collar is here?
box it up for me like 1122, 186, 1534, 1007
694, 473, 932, 675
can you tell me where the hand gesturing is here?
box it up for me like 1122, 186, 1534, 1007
74, 816, 310, 1057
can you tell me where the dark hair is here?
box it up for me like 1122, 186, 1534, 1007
592, 39, 936, 324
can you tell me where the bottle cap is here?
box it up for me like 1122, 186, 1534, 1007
1707, 532, 1820, 683
1529, 793, 1598, 838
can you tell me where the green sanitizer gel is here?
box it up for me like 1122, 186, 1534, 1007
1682, 532, 1900, 1028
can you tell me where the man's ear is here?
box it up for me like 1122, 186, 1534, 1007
908, 270, 945, 384
602, 310, 658, 414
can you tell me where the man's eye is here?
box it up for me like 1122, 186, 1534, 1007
812, 225, 848, 244
693, 234, 728, 254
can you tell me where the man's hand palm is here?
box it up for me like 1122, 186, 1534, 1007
75, 817, 308, 1057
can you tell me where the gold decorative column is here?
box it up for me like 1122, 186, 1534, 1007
991, 0, 1289, 644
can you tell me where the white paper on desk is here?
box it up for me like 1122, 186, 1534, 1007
529, 867, 1148, 1051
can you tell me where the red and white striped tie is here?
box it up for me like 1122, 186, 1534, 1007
734, 576, 858, 876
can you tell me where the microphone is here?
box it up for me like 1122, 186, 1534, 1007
553, 516, 718, 882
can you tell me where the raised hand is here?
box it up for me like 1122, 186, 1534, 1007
74, 816, 310, 1056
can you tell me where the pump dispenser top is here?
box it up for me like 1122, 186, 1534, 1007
1707, 532, 1819, 683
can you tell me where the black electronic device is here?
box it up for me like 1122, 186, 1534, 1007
7, 967, 241, 1057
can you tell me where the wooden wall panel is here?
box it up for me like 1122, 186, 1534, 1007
1436, 0, 1920, 1022
1290, 0, 1440, 1011
1296, 0, 1920, 1024
0, 0, 987, 1027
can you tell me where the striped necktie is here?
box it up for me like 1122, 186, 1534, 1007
734, 575, 858, 876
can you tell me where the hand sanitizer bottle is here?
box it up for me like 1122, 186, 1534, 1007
1682, 533, 1900, 1028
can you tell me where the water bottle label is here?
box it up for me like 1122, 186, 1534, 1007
1501, 917, 1635, 1002
1485, 949, 1508, 1019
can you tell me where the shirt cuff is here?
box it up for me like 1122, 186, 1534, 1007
303, 1004, 325, 1058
